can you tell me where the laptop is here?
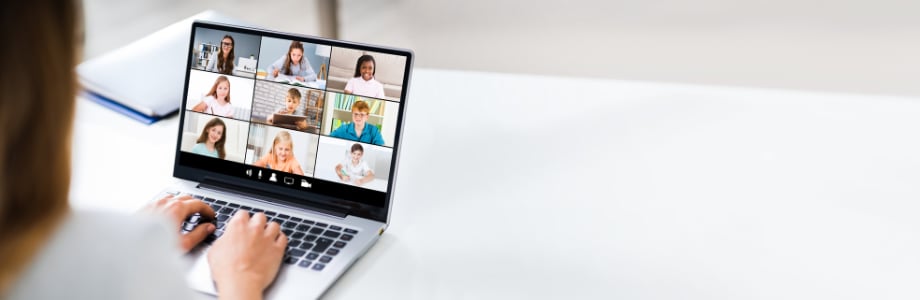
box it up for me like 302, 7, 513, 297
163, 21, 412, 299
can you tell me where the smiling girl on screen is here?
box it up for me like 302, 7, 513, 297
268, 41, 316, 82
191, 75, 234, 118
253, 131, 305, 175
344, 54, 385, 99
205, 35, 234, 75
191, 117, 226, 159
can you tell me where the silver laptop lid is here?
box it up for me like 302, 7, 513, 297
173, 21, 413, 224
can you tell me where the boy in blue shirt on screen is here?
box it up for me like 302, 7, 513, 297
330, 100, 385, 146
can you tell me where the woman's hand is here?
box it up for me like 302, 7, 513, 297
208, 211, 287, 298
143, 194, 216, 252
295, 76, 305, 82
272, 69, 280, 78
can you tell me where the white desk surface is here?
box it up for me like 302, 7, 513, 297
71, 69, 920, 299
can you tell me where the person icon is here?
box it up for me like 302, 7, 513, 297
269, 173, 277, 182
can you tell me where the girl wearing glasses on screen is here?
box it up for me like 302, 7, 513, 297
268, 41, 317, 83
191, 75, 234, 118
191, 118, 226, 159
205, 35, 234, 75
344, 55, 385, 99
253, 131, 305, 175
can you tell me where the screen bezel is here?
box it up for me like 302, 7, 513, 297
173, 21, 413, 224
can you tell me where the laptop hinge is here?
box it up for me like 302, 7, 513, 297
198, 178, 349, 218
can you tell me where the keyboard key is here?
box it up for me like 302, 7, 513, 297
216, 214, 229, 221
298, 260, 311, 268
305, 235, 318, 242
270, 218, 283, 225
216, 221, 227, 229
309, 227, 323, 234
290, 217, 302, 222
240, 206, 252, 210
252, 208, 264, 213
202, 197, 215, 203
282, 222, 296, 229
315, 222, 328, 228
282, 229, 294, 236
329, 225, 342, 231
322, 231, 340, 238
303, 219, 315, 225
215, 200, 227, 205
214, 230, 224, 237
295, 224, 310, 232
283, 256, 297, 264
312, 263, 325, 271
341, 234, 353, 241
333, 241, 346, 248
187, 214, 201, 224
219, 207, 235, 214
292, 232, 306, 239
278, 214, 290, 219
326, 248, 340, 256
182, 223, 196, 231
228, 203, 240, 208
319, 256, 332, 263
299, 243, 314, 251
192, 194, 204, 199
265, 211, 277, 217
344, 228, 358, 234
306, 253, 319, 260
314, 238, 333, 253
289, 240, 302, 248
288, 249, 306, 258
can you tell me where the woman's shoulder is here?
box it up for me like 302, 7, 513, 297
8, 211, 195, 299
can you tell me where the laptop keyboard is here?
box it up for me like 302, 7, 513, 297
176, 193, 358, 272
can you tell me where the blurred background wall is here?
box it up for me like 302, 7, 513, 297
84, 0, 920, 97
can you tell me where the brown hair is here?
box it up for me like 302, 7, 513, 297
216, 35, 235, 75
0, 0, 81, 292
195, 118, 227, 159
282, 41, 305, 76
205, 75, 231, 104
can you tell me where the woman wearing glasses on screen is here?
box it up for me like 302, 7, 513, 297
0, 1, 285, 298
206, 35, 235, 75
268, 41, 317, 83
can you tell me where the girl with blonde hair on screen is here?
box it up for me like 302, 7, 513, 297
191, 75, 234, 118
253, 131, 305, 175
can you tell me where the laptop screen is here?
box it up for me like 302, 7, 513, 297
174, 22, 412, 222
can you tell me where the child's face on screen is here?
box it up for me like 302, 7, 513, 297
350, 150, 364, 164
274, 141, 292, 162
352, 110, 368, 128
207, 125, 224, 143
216, 82, 230, 101
285, 96, 298, 111
360, 61, 374, 81
290, 49, 303, 63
